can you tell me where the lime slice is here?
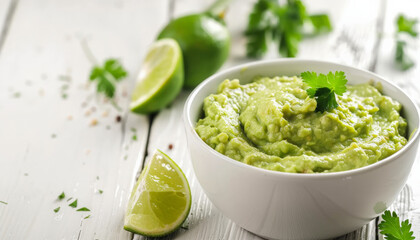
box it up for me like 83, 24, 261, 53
124, 150, 191, 237
130, 38, 184, 114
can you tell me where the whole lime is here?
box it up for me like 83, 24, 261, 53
158, 14, 230, 88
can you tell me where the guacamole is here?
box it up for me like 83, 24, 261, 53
195, 76, 408, 173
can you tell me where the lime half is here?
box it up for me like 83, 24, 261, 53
130, 38, 184, 114
124, 150, 191, 237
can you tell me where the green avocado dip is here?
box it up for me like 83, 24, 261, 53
195, 76, 408, 173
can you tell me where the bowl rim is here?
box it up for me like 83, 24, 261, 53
183, 59, 420, 179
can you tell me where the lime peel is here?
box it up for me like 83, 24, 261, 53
124, 150, 191, 237
130, 39, 184, 114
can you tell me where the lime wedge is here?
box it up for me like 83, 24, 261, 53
130, 38, 184, 114
124, 150, 191, 237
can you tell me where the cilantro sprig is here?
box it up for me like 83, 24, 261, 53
245, 0, 332, 58
301, 71, 347, 112
379, 210, 415, 240
395, 14, 418, 70
89, 59, 127, 98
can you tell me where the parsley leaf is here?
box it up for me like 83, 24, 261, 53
379, 210, 415, 240
89, 59, 127, 98
397, 14, 418, 37
68, 199, 78, 208
53, 207, 60, 213
245, 0, 332, 58
76, 207, 90, 212
301, 71, 347, 112
58, 192, 65, 200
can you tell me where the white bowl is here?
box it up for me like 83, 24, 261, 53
183, 59, 420, 240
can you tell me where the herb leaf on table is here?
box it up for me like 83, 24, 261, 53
68, 199, 78, 208
301, 71, 347, 112
397, 14, 418, 37
57, 192, 65, 200
245, 0, 332, 58
76, 207, 90, 212
394, 14, 418, 71
379, 210, 415, 240
89, 59, 127, 98
395, 40, 415, 70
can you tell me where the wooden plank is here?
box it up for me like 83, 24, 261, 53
0, 0, 169, 239
375, 0, 420, 239
141, 0, 384, 239
0, 0, 16, 51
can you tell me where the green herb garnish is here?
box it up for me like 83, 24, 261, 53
0, 201, 7, 205
397, 14, 418, 37
301, 71, 347, 112
68, 199, 78, 208
76, 207, 90, 212
53, 207, 60, 213
84, 215, 91, 219
396, 40, 415, 70
395, 14, 418, 71
58, 192, 65, 200
379, 210, 415, 240
245, 0, 332, 58
98, 189, 103, 194
89, 59, 127, 98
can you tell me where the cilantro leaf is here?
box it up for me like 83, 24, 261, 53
379, 210, 415, 240
244, 0, 275, 58
395, 40, 415, 71
313, 87, 338, 112
276, 0, 306, 58
394, 14, 417, 71
301, 71, 347, 112
397, 14, 418, 37
68, 199, 78, 208
89, 59, 127, 98
76, 207, 90, 212
58, 192, 65, 200
309, 14, 332, 34
245, 0, 332, 58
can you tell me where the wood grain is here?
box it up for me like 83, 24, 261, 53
0, 0, 16, 53
0, 0, 168, 239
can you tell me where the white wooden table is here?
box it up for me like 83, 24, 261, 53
0, 0, 419, 239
